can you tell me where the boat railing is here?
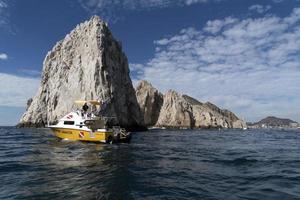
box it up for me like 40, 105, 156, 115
75, 109, 118, 120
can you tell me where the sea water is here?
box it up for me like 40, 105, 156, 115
0, 127, 300, 200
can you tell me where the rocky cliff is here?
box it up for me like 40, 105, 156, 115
136, 80, 247, 129
18, 16, 145, 130
156, 90, 195, 128
135, 80, 163, 126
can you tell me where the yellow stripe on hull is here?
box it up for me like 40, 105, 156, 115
51, 128, 114, 143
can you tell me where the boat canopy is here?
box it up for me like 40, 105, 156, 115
74, 100, 101, 106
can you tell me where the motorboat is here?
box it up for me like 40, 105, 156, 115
48, 100, 131, 143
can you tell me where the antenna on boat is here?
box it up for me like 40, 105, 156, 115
47, 89, 50, 127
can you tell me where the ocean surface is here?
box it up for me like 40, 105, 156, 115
1, 128, 300, 200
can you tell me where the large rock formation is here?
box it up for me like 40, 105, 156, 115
185, 98, 231, 128
18, 16, 145, 130
136, 80, 247, 129
135, 80, 163, 126
156, 90, 195, 128
189, 100, 246, 129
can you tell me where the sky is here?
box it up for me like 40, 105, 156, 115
0, 0, 300, 125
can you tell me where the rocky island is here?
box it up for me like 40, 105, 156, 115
136, 80, 247, 129
248, 116, 299, 129
18, 16, 246, 130
18, 16, 145, 130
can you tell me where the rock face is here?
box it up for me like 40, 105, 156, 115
194, 102, 246, 129
136, 80, 247, 129
156, 90, 195, 128
188, 101, 231, 128
135, 80, 163, 126
18, 16, 144, 130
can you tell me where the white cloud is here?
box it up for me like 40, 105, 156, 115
0, 0, 8, 28
0, 73, 40, 107
78, 0, 214, 12
249, 4, 272, 14
132, 7, 300, 122
78, 0, 169, 15
0, 0, 6, 8
183, 0, 210, 5
78, 0, 220, 22
204, 17, 237, 34
18, 69, 41, 77
130, 63, 145, 72
0, 53, 8, 60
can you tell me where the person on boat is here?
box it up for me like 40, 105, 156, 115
98, 99, 109, 116
82, 102, 89, 118
82, 102, 89, 112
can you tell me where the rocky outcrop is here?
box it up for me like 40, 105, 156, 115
249, 116, 299, 128
156, 90, 195, 128
18, 16, 145, 130
26, 98, 33, 111
182, 95, 243, 129
233, 119, 247, 129
191, 106, 230, 128
135, 80, 247, 129
199, 102, 246, 128
135, 80, 163, 126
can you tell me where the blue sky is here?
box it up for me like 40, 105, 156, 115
0, 0, 300, 125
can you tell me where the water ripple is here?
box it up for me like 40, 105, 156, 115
0, 127, 300, 199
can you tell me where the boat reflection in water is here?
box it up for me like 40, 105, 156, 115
21, 129, 133, 199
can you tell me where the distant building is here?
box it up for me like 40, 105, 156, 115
290, 122, 299, 128
261, 124, 267, 128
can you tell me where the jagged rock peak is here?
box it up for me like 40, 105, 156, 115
135, 81, 247, 129
156, 90, 195, 128
136, 80, 152, 91
182, 95, 203, 106
136, 80, 163, 126
18, 16, 145, 130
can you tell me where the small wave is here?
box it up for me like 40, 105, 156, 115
1, 128, 300, 200
215, 157, 259, 166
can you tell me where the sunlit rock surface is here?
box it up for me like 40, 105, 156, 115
18, 16, 145, 130
136, 80, 163, 126
136, 80, 247, 129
